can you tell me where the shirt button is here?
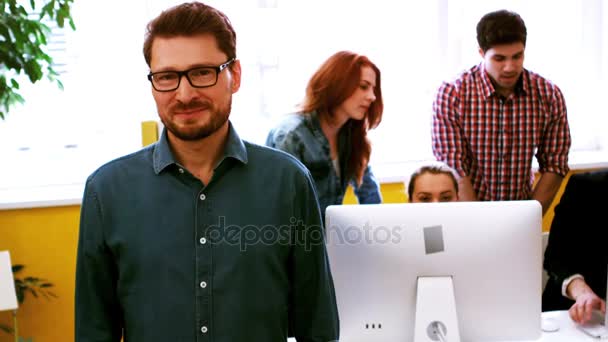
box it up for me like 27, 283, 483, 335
201, 326, 208, 334
200, 281, 207, 288
199, 237, 207, 245
199, 193, 206, 201
178, 168, 184, 174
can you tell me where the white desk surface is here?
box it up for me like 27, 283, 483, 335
286, 310, 600, 341
540, 310, 604, 342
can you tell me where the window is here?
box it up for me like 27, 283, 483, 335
0, 0, 606, 193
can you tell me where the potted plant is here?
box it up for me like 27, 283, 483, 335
0, 265, 56, 342
0, 0, 75, 119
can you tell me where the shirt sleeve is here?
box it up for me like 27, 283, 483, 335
291, 169, 340, 342
543, 175, 585, 290
352, 164, 382, 204
561, 274, 585, 299
75, 178, 123, 342
535, 85, 571, 176
266, 127, 304, 162
431, 81, 470, 177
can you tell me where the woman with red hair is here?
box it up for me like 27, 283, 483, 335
266, 51, 384, 218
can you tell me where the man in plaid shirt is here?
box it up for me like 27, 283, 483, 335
432, 9, 571, 215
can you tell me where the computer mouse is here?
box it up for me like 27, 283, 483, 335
541, 317, 560, 332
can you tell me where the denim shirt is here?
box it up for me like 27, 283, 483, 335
75, 123, 339, 342
266, 111, 382, 217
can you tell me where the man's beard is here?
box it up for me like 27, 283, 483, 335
161, 99, 231, 141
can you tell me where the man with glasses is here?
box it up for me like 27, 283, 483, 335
75, 2, 339, 342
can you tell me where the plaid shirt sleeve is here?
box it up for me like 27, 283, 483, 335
432, 81, 470, 177
535, 85, 571, 176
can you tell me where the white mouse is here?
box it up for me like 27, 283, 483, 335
541, 317, 560, 332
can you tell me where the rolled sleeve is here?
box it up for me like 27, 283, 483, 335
432, 82, 470, 177
536, 85, 571, 176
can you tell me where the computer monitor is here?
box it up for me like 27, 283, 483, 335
325, 200, 542, 342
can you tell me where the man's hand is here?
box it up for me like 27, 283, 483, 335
567, 278, 607, 324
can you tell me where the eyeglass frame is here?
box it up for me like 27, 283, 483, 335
147, 58, 236, 92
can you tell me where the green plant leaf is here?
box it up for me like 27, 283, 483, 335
9, 264, 57, 304
23, 59, 43, 83
1, 0, 75, 119
9, 91, 24, 105
0, 323, 13, 334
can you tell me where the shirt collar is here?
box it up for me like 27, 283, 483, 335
152, 122, 248, 174
479, 63, 529, 99
306, 110, 324, 136
305, 110, 352, 141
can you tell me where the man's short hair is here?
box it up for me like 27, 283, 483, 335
143, 2, 236, 66
476, 9, 527, 52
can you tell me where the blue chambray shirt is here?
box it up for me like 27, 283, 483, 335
75, 123, 339, 342
266, 111, 382, 218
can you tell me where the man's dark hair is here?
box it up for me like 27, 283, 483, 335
476, 10, 527, 52
143, 2, 236, 67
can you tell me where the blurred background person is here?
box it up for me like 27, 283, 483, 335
432, 10, 570, 214
543, 170, 607, 324
408, 163, 459, 203
266, 50, 383, 218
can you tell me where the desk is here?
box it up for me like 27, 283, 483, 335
286, 311, 597, 341
540, 310, 603, 341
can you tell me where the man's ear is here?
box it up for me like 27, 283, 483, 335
230, 59, 241, 94
478, 47, 485, 58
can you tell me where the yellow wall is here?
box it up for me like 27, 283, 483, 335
343, 182, 407, 204
141, 120, 160, 147
0, 205, 80, 342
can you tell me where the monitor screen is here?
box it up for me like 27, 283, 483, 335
325, 200, 542, 342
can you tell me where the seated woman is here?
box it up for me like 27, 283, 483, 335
266, 51, 383, 217
408, 163, 459, 203
543, 170, 608, 324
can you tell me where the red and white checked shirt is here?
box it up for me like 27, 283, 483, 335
432, 63, 571, 201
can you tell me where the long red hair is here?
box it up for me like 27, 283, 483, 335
300, 51, 383, 185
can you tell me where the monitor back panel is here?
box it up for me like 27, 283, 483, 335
325, 201, 542, 342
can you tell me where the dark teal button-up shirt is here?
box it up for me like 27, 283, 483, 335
75, 123, 339, 342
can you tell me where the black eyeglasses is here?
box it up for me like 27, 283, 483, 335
147, 58, 235, 92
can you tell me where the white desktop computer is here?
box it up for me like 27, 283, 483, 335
325, 200, 542, 342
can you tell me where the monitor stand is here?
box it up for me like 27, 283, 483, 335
414, 276, 461, 342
